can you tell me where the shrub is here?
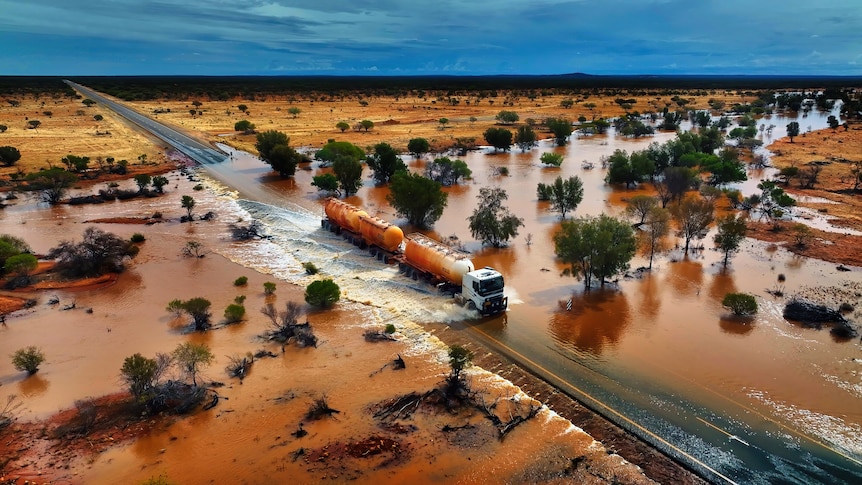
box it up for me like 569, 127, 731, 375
839, 302, 854, 312
498, 167, 509, 176
11, 346, 45, 374
234, 276, 248, 286
722, 293, 758, 316
302, 262, 319, 275
131, 233, 146, 243
263, 282, 276, 295
166, 299, 184, 317
305, 279, 340, 308
385, 323, 396, 334
224, 304, 246, 323
193, 184, 204, 191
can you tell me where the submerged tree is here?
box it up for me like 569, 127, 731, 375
537, 175, 583, 219
467, 187, 524, 247
554, 214, 637, 289
714, 213, 748, 267
671, 196, 715, 254
387, 171, 448, 228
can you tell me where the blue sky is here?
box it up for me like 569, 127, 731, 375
1, 0, 860, 76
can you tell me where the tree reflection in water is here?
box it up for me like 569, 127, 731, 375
548, 289, 631, 355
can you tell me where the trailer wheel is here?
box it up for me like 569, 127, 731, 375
411, 270, 418, 280
321, 220, 326, 228
359, 241, 367, 249
383, 255, 390, 264
335, 227, 341, 235
370, 248, 377, 257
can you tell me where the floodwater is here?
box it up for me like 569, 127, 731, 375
2, 104, 860, 483
192, 106, 862, 483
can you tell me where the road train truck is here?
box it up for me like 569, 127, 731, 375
322, 198, 508, 315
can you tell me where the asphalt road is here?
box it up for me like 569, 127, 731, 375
64, 81, 228, 165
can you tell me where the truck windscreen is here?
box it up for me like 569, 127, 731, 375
479, 276, 504, 295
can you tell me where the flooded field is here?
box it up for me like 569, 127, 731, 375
2, 102, 860, 483
193, 106, 862, 482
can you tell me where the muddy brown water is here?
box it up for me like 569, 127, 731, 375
2, 107, 860, 483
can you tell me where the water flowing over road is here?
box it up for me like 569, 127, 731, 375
69, 82, 862, 484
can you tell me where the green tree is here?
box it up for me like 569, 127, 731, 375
539, 175, 583, 219
554, 214, 637, 288
714, 213, 748, 267
425, 157, 471, 186
11, 346, 45, 375
407, 138, 430, 159
27, 120, 41, 130
366, 142, 406, 184
0, 146, 21, 167
359, 120, 374, 132
152, 175, 169, 193
237, 104, 248, 113
224, 303, 246, 323
61, 154, 90, 172
671, 196, 715, 253
515, 125, 537, 151
93, 114, 103, 121
82, 98, 96, 107
180, 297, 212, 331
305, 279, 341, 308
264, 282, 276, 295
438, 118, 449, 129
288, 107, 301, 118
134, 174, 151, 192
483, 127, 513, 151
546, 118, 573, 145
4, 253, 37, 279
255, 130, 289, 162
639, 207, 671, 269
336, 121, 350, 133
315, 140, 364, 166
448, 345, 473, 379
311, 173, 339, 194
333, 156, 363, 196
25, 167, 77, 205
467, 187, 524, 247
495, 110, 519, 125
181, 195, 196, 219
387, 171, 448, 228
234, 120, 255, 132
0, 124, 7, 133
827, 115, 840, 130
120, 353, 158, 400
786, 122, 800, 143
267, 143, 301, 177
722, 293, 758, 316
540, 152, 564, 167
172, 342, 213, 386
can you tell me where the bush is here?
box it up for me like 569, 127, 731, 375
224, 304, 246, 323
302, 262, 319, 275
385, 323, 396, 334
11, 346, 45, 374
263, 282, 276, 295
722, 293, 758, 316
234, 276, 248, 286
305, 279, 340, 308
193, 184, 204, 191
131, 233, 146, 243
166, 299, 184, 316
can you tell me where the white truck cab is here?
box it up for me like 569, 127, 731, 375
460, 267, 508, 315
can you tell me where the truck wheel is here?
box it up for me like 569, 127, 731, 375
467, 301, 477, 311
335, 227, 341, 235
411, 270, 418, 280
359, 241, 367, 249
370, 248, 377, 257
383, 255, 390, 264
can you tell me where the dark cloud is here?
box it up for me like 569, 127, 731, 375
0, 0, 859, 75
